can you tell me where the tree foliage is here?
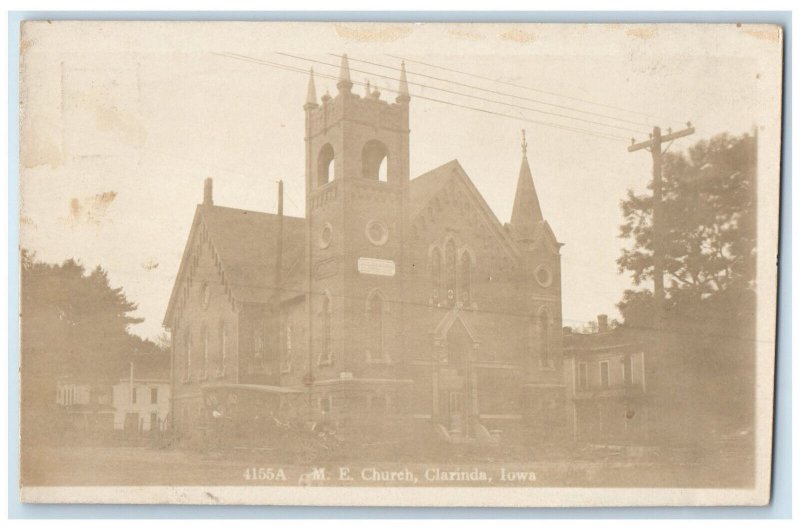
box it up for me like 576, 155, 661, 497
20, 250, 163, 424
616, 132, 758, 437
617, 132, 756, 326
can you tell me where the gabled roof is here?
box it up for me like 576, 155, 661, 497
409, 159, 462, 219
163, 204, 306, 326
409, 159, 521, 260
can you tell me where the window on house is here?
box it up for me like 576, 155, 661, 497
600, 361, 610, 388
366, 291, 386, 362
318, 143, 335, 185
578, 362, 589, 390
622, 355, 633, 386
131, 387, 137, 404
431, 247, 442, 303
445, 239, 457, 307
460, 251, 472, 306
150, 387, 158, 404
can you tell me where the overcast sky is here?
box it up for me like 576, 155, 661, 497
20, 22, 780, 340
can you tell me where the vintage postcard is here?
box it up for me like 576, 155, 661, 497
18, 21, 783, 506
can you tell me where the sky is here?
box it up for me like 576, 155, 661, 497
19, 22, 781, 340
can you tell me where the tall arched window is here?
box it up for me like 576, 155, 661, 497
218, 321, 227, 376
445, 239, 457, 307
318, 143, 335, 186
362, 140, 389, 182
319, 293, 333, 365
538, 310, 552, 369
201, 325, 209, 377
460, 251, 472, 306
430, 247, 442, 304
184, 329, 192, 381
366, 291, 386, 362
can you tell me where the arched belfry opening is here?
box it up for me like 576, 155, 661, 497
318, 143, 335, 186
362, 140, 389, 182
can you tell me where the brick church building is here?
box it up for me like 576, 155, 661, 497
164, 55, 567, 445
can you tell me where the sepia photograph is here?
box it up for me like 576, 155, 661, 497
17, 20, 783, 507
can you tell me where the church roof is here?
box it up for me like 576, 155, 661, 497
163, 204, 307, 326
509, 153, 544, 241
202, 205, 307, 303
409, 159, 462, 219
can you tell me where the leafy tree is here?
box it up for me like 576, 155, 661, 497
616, 132, 757, 440
20, 250, 162, 439
618, 132, 756, 318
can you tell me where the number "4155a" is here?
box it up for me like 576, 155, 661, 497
243, 467, 287, 481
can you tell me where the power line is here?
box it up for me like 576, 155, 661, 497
214, 52, 628, 142
276, 52, 647, 135
387, 53, 668, 124
335, 52, 655, 131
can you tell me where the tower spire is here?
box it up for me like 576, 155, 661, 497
304, 68, 318, 109
396, 60, 410, 102
337, 53, 353, 93
510, 129, 543, 241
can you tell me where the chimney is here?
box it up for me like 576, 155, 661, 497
597, 314, 609, 333
203, 178, 213, 206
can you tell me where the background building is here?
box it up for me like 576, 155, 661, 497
112, 353, 171, 434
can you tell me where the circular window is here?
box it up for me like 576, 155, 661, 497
365, 220, 389, 246
201, 282, 211, 309
318, 222, 333, 249
535, 265, 553, 288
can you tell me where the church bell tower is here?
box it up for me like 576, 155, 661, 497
303, 55, 411, 379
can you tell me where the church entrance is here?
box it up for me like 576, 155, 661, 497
441, 320, 472, 436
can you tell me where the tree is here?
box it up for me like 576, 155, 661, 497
20, 250, 162, 439
618, 132, 756, 318
616, 132, 757, 440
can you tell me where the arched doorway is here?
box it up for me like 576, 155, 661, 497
443, 320, 472, 435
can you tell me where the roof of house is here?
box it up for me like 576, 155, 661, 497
120, 352, 171, 381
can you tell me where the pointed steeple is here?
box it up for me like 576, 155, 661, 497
304, 68, 318, 109
510, 129, 544, 241
337, 53, 353, 93
396, 60, 410, 103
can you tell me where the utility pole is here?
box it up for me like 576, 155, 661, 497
628, 123, 695, 327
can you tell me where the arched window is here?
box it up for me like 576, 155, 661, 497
460, 251, 472, 306
218, 321, 227, 376
201, 325, 209, 377
538, 310, 552, 369
318, 143, 335, 186
362, 140, 389, 182
430, 247, 442, 303
319, 293, 333, 365
366, 291, 386, 362
445, 239, 457, 307
184, 329, 192, 381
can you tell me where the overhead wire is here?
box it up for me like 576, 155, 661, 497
214, 52, 629, 142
